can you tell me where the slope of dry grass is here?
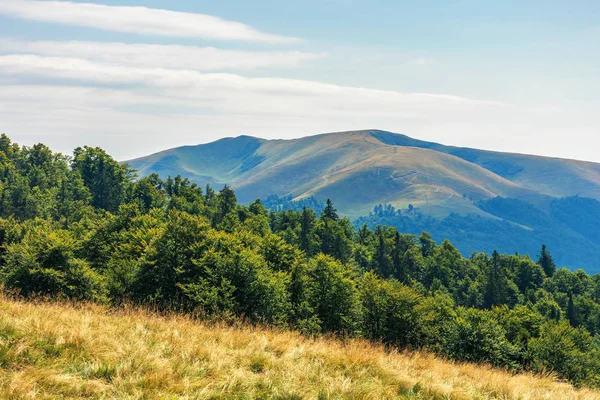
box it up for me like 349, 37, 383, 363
1, 294, 599, 400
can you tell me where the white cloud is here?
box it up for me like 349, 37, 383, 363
0, 0, 300, 43
0, 39, 324, 71
0, 54, 503, 109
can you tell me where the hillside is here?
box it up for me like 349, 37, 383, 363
127, 130, 600, 219
1, 294, 598, 400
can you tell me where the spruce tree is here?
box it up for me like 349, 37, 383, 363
392, 230, 407, 282
373, 226, 390, 277
419, 232, 436, 258
567, 294, 581, 327
484, 250, 505, 308
322, 199, 338, 220
300, 206, 316, 255
537, 244, 556, 277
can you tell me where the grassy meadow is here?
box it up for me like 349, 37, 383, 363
1, 293, 598, 400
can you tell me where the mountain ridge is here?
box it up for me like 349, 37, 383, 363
127, 129, 600, 218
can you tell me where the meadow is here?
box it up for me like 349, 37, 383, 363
1, 293, 598, 400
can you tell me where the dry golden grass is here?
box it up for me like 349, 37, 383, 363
1, 294, 599, 400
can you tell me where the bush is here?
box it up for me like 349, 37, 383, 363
443, 307, 521, 369
1, 221, 106, 301
303, 254, 362, 335
529, 321, 600, 386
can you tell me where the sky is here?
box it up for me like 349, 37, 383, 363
0, 0, 599, 161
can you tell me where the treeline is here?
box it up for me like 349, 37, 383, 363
262, 194, 325, 215
355, 200, 600, 273
1, 134, 600, 387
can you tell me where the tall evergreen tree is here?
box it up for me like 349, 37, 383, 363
321, 199, 338, 220
419, 232, 436, 258
392, 231, 403, 280
566, 294, 580, 327
205, 184, 215, 204
300, 206, 317, 255
484, 250, 504, 309
357, 223, 372, 245
537, 244, 556, 277
373, 226, 390, 277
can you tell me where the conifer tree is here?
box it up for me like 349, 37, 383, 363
537, 244, 556, 277
567, 294, 579, 327
484, 250, 505, 308
322, 199, 338, 220
300, 206, 317, 255
373, 225, 390, 277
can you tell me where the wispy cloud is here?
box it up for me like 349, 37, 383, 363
0, 54, 504, 110
0, 39, 324, 71
0, 0, 301, 43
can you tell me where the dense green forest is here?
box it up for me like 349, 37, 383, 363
353, 199, 600, 273
2, 134, 600, 387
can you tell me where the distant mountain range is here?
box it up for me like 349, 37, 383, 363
127, 130, 600, 271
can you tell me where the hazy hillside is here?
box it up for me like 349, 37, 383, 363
2, 294, 598, 400
127, 130, 600, 219
354, 197, 600, 272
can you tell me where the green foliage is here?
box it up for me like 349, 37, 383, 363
529, 321, 600, 386
360, 272, 421, 346
356, 200, 600, 273
133, 210, 212, 304
538, 244, 556, 277
178, 229, 291, 324
443, 307, 520, 369
72, 146, 132, 212
303, 255, 362, 335
1, 220, 106, 301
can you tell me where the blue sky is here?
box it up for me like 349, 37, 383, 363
0, 0, 599, 161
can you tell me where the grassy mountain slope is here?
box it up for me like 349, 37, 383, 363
129, 135, 266, 187
1, 294, 598, 400
371, 131, 600, 201
128, 130, 596, 219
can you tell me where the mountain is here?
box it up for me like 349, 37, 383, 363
128, 130, 600, 217
127, 130, 600, 270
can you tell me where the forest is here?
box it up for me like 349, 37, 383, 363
1, 134, 600, 388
